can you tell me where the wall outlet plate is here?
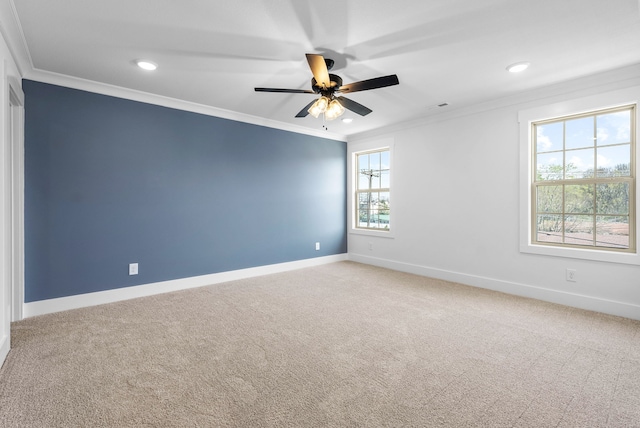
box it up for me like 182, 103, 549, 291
566, 268, 576, 282
129, 263, 139, 275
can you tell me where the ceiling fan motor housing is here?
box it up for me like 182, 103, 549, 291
311, 74, 343, 95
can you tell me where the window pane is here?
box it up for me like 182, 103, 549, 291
564, 215, 594, 246
358, 172, 369, 190
358, 152, 386, 190
597, 110, 631, 146
536, 152, 563, 181
565, 184, 594, 214
536, 214, 563, 243
565, 116, 594, 150
370, 191, 381, 208
596, 183, 629, 215
371, 171, 381, 189
596, 216, 629, 249
380, 150, 390, 169
370, 152, 381, 171
357, 190, 370, 227
536, 122, 563, 153
379, 191, 390, 210
369, 209, 380, 228
597, 144, 631, 177
536, 185, 562, 213
358, 214, 371, 228
565, 148, 594, 179
358, 192, 375, 228
358, 154, 369, 172
380, 170, 390, 188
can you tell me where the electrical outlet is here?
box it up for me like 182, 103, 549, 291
129, 263, 139, 275
368, 243, 373, 251
566, 268, 576, 282
315, 242, 320, 251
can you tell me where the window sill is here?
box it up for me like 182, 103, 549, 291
350, 228, 395, 239
520, 243, 639, 265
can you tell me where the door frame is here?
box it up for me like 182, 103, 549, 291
8, 75, 24, 322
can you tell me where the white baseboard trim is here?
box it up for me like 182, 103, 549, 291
23, 254, 348, 319
348, 253, 640, 321
0, 335, 9, 368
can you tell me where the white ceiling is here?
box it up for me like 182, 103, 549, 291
5, 0, 640, 138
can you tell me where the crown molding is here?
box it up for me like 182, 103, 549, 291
25, 68, 346, 142
0, 0, 33, 75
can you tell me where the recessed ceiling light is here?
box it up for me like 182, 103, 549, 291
342, 118, 353, 124
506, 62, 530, 73
136, 60, 157, 71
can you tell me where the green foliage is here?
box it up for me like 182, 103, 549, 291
535, 163, 630, 244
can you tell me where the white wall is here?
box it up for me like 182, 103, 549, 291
348, 65, 640, 320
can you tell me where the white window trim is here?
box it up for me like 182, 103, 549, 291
519, 86, 640, 265
349, 138, 395, 238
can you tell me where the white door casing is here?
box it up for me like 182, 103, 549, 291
0, 62, 10, 366
0, 68, 24, 368
9, 76, 24, 323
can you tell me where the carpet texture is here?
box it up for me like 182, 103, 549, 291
1, 261, 639, 427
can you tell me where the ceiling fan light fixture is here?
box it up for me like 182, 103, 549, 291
308, 96, 330, 118
506, 61, 530, 73
324, 99, 345, 121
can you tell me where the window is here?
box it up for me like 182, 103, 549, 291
355, 148, 390, 231
520, 86, 640, 265
532, 105, 636, 252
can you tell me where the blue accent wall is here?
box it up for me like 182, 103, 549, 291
23, 80, 347, 302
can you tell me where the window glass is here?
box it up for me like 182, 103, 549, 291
532, 105, 635, 252
565, 116, 594, 150
355, 148, 390, 231
565, 148, 594, 179
537, 122, 564, 153
597, 110, 631, 146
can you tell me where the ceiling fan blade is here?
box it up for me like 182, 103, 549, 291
338, 74, 399, 93
295, 100, 317, 118
306, 53, 331, 89
336, 96, 372, 116
255, 87, 315, 94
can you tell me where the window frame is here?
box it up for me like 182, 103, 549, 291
519, 86, 640, 265
531, 104, 635, 252
355, 148, 391, 232
349, 138, 395, 238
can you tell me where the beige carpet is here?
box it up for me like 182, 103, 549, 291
1, 261, 639, 427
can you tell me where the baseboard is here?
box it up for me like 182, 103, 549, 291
0, 334, 9, 368
348, 253, 640, 321
23, 254, 348, 318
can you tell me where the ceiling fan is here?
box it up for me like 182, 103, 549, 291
255, 53, 399, 120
